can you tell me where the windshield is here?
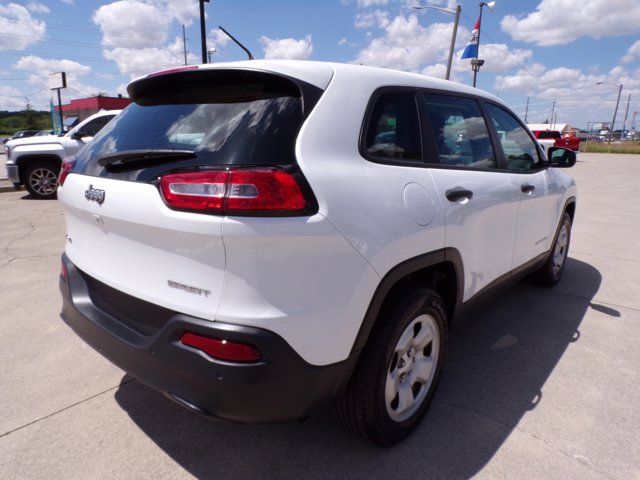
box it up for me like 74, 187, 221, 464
74, 70, 308, 182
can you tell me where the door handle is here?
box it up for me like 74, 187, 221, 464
521, 184, 535, 194
446, 187, 473, 202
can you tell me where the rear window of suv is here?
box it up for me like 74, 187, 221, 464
74, 70, 309, 182
535, 131, 561, 139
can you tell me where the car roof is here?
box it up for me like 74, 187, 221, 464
135, 60, 508, 109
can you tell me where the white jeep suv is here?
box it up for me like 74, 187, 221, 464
57, 61, 577, 446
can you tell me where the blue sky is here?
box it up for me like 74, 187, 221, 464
1, 0, 639, 131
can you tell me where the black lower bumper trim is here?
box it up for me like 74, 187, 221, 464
59, 254, 357, 423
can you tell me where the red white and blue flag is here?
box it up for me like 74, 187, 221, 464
461, 19, 480, 59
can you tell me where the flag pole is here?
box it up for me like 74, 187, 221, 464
472, 3, 484, 88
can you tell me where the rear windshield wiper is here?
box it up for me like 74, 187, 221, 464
98, 149, 196, 168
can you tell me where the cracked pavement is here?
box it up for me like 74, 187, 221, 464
0, 153, 639, 479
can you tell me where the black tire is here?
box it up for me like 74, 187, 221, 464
334, 287, 447, 446
24, 161, 60, 199
531, 212, 572, 287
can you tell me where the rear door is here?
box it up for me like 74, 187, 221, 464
420, 93, 520, 301
58, 69, 312, 320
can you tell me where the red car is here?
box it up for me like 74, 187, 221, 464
532, 130, 580, 151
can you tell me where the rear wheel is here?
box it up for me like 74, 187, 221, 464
532, 212, 572, 287
335, 287, 447, 446
25, 161, 59, 199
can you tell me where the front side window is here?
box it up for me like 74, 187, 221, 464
421, 94, 496, 169
485, 104, 542, 171
364, 92, 422, 162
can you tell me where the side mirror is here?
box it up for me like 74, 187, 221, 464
71, 131, 90, 141
548, 146, 576, 168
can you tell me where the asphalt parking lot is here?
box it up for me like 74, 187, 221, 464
1, 153, 638, 479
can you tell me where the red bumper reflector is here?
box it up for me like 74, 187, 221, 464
180, 332, 262, 363
60, 260, 68, 280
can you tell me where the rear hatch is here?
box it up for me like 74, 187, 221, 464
58, 68, 323, 321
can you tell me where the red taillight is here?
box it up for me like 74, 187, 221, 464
59, 158, 76, 186
60, 259, 68, 280
159, 168, 311, 216
180, 332, 262, 363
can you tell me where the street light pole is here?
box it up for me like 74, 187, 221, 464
412, 4, 461, 81
446, 6, 461, 80
199, 0, 210, 64
597, 81, 623, 142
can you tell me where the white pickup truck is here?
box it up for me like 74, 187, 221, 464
4, 110, 119, 198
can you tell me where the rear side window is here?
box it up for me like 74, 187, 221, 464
74, 71, 309, 182
364, 92, 422, 162
421, 94, 496, 169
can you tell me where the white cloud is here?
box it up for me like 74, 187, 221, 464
209, 28, 231, 48
60, 0, 73, 3
472, 44, 533, 73
501, 0, 640, 46
14, 55, 92, 77
0, 86, 25, 110
156, 0, 199, 26
260, 35, 313, 60
26, 2, 49, 13
338, 37, 357, 47
103, 36, 197, 77
494, 63, 640, 126
93, 1, 170, 49
357, 0, 388, 6
622, 39, 640, 64
11, 56, 103, 110
0, 3, 46, 50
355, 9, 389, 29
354, 14, 468, 71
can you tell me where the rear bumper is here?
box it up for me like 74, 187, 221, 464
59, 254, 357, 422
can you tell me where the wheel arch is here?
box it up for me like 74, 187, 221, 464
16, 154, 63, 184
564, 196, 576, 221
351, 248, 464, 354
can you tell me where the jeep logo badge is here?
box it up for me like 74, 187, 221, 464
85, 185, 105, 205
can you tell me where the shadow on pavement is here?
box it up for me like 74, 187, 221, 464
114, 257, 607, 479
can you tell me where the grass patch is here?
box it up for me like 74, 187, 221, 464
580, 141, 640, 154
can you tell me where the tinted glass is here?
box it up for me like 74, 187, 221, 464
537, 131, 561, 139
422, 94, 496, 169
79, 115, 115, 136
486, 104, 541, 171
365, 92, 422, 162
74, 72, 306, 182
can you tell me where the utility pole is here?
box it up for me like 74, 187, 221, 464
610, 83, 623, 142
550, 101, 556, 129
524, 96, 529, 123
199, 0, 210, 64
182, 25, 188, 66
621, 93, 631, 140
